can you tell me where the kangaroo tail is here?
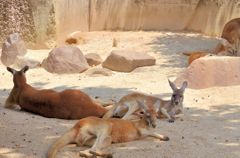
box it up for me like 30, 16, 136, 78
182, 52, 191, 56
94, 98, 115, 107
102, 103, 119, 119
47, 129, 76, 158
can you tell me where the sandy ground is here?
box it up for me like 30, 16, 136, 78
0, 31, 239, 158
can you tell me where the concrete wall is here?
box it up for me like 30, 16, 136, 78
0, 0, 239, 48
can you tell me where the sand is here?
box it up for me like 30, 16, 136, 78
0, 31, 239, 158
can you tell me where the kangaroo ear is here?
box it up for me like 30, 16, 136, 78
168, 79, 177, 91
180, 81, 188, 92
7, 67, 16, 75
21, 66, 29, 73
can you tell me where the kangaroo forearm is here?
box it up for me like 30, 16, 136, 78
4, 95, 16, 109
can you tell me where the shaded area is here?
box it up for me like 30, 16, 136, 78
146, 33, 219, 68
1, 102, 239, 157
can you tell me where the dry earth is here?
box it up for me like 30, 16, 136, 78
0, 31, 239, 158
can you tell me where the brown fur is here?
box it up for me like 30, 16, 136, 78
5, 66, 107, 119
221, 18, 240, 44
182, 51, 209, 65
65, 37, 78, 45
103, 80, 187, 123
47, 106, 169, 158
183, 18, 240, 65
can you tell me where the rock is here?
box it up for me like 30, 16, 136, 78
14, 56, 40, 68
1, 33, 27, 66
85, 53, 103, 66
85, 67, 114, 77
174, 56, 240, 89
102, 50, 156, 72
42, 46, 89, 74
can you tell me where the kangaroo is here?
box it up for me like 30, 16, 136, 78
221, 18, 240, 47
182, 51, 210, 65
103, 80, 187, 123
5, 66, 108, 119
47, 102, 169, 158
183, 18, 240, 65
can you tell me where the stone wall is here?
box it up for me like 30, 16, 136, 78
0, 0, 37, 47
0, 0, 239, 48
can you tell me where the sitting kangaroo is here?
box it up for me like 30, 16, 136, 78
47, 102, 169, 158
103, 80, 187, 123
5, 66, 108, 119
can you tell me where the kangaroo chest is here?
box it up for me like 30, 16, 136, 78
110, 120, 141, 143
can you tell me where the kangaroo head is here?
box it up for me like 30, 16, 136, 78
168, 79, 187, 106
137, 100, 157, 128
7, 66, 29, 87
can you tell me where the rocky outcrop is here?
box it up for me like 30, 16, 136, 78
0, 0, 55, 48
0, 0, 37, 47
42, 46, 89, 74
102, 50, 156, 72
85, 53, 103, 66
174, 56, 240, 89
1, 33, 27, 66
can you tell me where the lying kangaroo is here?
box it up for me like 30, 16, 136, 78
183, 18, 240, 65
182, 51, 210, 65
103, 80, 187, 123
47, 102, 169, 158
5, 66, 108, 119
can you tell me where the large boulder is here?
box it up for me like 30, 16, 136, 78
102, 50, 156, 72
85, 53, 103, 66
42, 46, 89, 74
174, 56, 240, 89
1, 33, 27, 66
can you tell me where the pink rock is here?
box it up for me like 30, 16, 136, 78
85, 67, 114, 77
174, 56, 240, 89
85, 53, 102, 66
42, 46, 89, 74
1, 33, 27, 66
102, 50, 156, 72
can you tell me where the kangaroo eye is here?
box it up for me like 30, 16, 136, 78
172, 94, 176, 97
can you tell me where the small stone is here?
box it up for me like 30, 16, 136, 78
85, 53, 103, 66
85, 67, 114, 77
